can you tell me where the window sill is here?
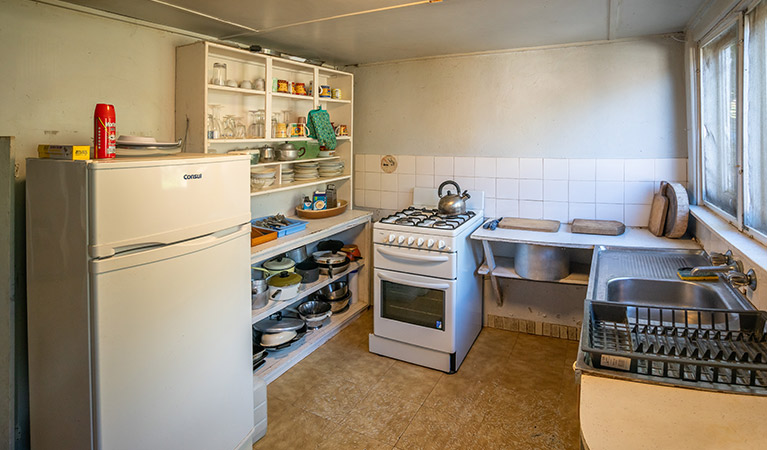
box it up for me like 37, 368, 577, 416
689, 205, 767, 273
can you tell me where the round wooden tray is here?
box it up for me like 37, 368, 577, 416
295, 200, 348, 219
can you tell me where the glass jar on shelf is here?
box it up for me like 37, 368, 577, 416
211, 63, 227, 86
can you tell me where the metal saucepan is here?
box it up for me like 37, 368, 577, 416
313, 251, 350, 278
286, 245, 309, 264
295, 259, 320, 284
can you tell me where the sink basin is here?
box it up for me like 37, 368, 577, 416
606, 278, 727, 309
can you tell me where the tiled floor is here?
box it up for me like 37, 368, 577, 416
254, 309, 581, 450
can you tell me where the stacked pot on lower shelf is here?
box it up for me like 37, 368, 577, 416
250, 239, 360, 365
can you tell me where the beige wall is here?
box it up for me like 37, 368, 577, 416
352, 36, 687, 159
0, 1, 197, 446
0, 0, 195, 171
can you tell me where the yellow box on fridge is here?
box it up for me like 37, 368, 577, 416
37, 145, 91, 160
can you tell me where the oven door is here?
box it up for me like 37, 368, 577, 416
374, 244, 457, 279
373, 268, 457, 353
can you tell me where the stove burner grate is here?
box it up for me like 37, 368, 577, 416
380, 207, 478, 229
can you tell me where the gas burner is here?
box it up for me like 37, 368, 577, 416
432, 221, 456, 229
379, 207, 479, 230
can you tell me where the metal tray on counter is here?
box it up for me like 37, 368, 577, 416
582, 301, 767, 390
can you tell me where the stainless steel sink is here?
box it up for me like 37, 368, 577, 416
606, 277, 727, 309
587, 247, 754, 311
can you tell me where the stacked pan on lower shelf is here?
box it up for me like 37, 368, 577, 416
252, 277, 353, 365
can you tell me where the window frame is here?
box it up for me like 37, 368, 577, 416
696, 3, 767, 246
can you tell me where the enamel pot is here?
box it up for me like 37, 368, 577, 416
267, 271, 302, 301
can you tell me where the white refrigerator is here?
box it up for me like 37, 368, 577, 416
26, 155, 255, 450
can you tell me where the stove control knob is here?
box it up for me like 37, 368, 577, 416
437, 240, 446, 249
398, 235, 406, 244
417, 238, 424, 247
388, 234, 396, 243
407, 236, 415, 246
427, 239, 435, 248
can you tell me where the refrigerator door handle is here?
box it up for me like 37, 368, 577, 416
90, 224, 250, 274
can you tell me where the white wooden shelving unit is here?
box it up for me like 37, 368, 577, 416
249, 210, 372, 383
175, 42, 367, 384
175, 41, 355, 205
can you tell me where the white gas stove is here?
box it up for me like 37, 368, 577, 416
369, 186, 485, 373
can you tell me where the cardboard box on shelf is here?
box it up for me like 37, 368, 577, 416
37, 145, 91, 160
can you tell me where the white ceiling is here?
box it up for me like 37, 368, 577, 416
59, 0, 710, 66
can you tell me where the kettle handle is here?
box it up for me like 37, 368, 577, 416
438, 180, 461, 197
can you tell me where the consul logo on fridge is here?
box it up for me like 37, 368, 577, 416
183, 173, 203, 180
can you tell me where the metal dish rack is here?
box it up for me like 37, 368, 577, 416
583, 301, 767, 389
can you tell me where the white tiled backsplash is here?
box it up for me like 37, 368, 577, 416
354, 155, 687, 226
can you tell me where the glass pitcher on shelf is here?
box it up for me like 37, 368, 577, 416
247, 109, 266, 139
208, 104, 223, 139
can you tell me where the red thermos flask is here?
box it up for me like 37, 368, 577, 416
94, 103, 116, 159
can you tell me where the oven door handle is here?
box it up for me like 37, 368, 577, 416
378, 272, 450, 290
377, 248, 449, 263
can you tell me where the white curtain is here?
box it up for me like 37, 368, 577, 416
746, 2, 767, 235
701, 24, 739, 217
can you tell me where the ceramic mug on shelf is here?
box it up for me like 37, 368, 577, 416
275, 123, 288, 138
288, 123, 309, 138
331, 88, 342, 99
334, 124, 348, 136
319, 85, 331, 98
277, 79, 289, 93
254, 78, 265, 90
294, 82, 307, 96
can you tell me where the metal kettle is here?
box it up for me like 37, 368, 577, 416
437, 180, 471, 215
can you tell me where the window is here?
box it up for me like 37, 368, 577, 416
746, 1, 767, 236
698, 1, 767, 242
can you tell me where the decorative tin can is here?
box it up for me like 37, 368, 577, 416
94, 103, 116, 159
319, 85, 331, 98
277, 79, 289, 93
331, 88, 342, 99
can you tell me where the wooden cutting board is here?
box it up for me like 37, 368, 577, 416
648, 192, 669, 237
663, 182, 690, 238
571, 219, 626, 236
498, 217, 560, 232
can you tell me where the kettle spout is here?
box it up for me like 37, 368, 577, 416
461, 190, 471, 200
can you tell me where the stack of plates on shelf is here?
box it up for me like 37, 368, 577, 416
318, 160, 345, 178
281, 167, 295, 184
250, 167, 277, 191
294, 162, 319, 181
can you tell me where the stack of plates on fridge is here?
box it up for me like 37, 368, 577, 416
294, 162, 319, 181
281, 167, 295, 184
318, 160, 345, 178
250, 167, 277, 191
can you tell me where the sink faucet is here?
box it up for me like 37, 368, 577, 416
689, 260, 743, 276
690, 250, 758, 291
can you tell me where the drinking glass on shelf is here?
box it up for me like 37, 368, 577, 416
208, 104, 223, 139
222, 115, 236, 139
234, 117, 246, 138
